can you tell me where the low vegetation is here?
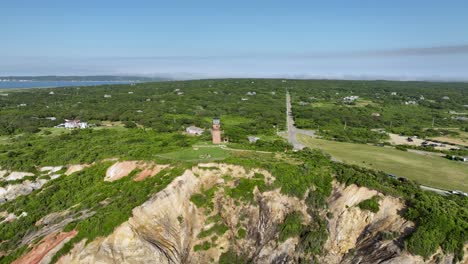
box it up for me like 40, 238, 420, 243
1, 79, 466, 263
357, 196, 380, 213
0, 163, 187, 263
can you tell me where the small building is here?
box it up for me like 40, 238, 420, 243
248, 136, 260, 143
104, 94, 112, 98
186, 126, 204, 136
246, 91, 256, 96
371, 113, 381, 117
241, 98, 249, 101
405, 101, 417, 105
128, 92, 134, 94
63, 119, 88, 129
419, 95, 425, 100
49, 91, 55, 95
343, 95, 359, 103
18, 103, 27, 107
442, 96, 450, 100
391, 92, 397, 96
45, 117, 57, 121
177, 92, 184, 95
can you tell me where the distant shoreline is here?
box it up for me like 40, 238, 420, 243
0, 80, 140, 90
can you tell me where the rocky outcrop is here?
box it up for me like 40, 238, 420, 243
58, 169, 201, 264
65, 164, 89, 176
319, 181, 468, 264
0, 179, 48, 204
0, 166, 65, 204
104, 161, 169, 182
12, 230, 77, 264
57, 163, 300, 263
18, 163, 465, 264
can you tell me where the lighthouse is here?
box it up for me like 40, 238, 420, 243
212, 117, 221, 144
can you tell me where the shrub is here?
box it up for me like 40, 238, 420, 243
357, 196, 380, 213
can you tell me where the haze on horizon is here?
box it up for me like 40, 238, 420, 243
2, 0, 468, 81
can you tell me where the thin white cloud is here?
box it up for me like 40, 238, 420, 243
1, 45, 468, 81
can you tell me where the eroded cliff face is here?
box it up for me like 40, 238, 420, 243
55, 163, 309, 264
24, 162, 465, 264
320, 182, 467, 264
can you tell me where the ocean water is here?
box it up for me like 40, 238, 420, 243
0, 81, 135, 89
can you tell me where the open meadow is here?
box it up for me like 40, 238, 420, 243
298, 134, 468, 192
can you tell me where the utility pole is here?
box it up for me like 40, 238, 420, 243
432, 117, 435, 128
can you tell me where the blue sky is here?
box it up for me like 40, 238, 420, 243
1, 0, 468, 79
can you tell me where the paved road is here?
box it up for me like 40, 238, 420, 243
286, 91, 305, 150
284, 91, 454, 196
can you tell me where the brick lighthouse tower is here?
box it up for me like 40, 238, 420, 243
212, 117, 221, 144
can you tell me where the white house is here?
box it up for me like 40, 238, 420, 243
186, 126, 204, 135
104, 94, 112, 98
391, 92, 397, 96
343, 95, 359, 103
63, 119, 88, 129
248, 136, 260, 143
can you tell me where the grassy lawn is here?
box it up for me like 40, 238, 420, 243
203, 115, 251, 126
38, 127, 71, 136
298, 134, 468, 192
347, 99, 377, 107
156, 146, 230, 162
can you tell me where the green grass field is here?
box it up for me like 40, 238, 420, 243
298, 135, 468, 192
156, 146, 230, 162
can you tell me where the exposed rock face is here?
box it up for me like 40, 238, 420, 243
2, 171, 34, 181
65, 164, 89, 176
104, 161, 169, 182
0, 179, 48, 204
39, 166, 63, 174
57, 163, 301, 263
12, 231, 77, 264
320, 181, 468, 264
58, 169, 201, 264
27, 164, 466, 264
